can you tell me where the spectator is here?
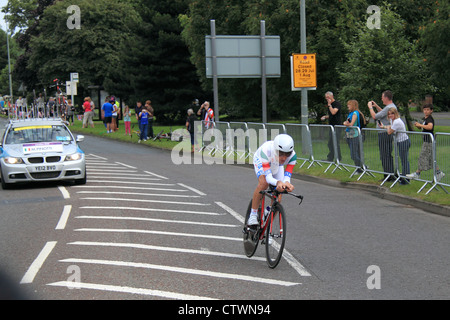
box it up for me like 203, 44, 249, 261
66, 99, 75, 126
145, 100, 154, 139
101, 98, 114, 133
123, 105, 132, 136
114, 99, 121, 131
110, 97, 118, 132
196, 99, 206, 121
368, 90, 397, 181
203, 101, 214, 129
383, 107, 411, 184
186, 108, 196, 152
47, 97, 56, 117
135, 101, 143, 127
82, 97, 95, 128
36, 93, 45, 117
406, 104, 445, 182
321, 91, 342, 162
138, 107, 149, 143
343, 100, 364, 169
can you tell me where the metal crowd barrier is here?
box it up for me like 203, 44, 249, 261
285, 124, 313, 168
430, 132, 449, 194
333, 125, 372, 179
195, 121, 447, 194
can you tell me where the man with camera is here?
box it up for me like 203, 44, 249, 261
368, 90, 397, 181
197, 101, 214, 129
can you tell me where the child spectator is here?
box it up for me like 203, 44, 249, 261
406, 104, 445, 182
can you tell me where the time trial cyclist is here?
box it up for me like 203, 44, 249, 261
247, 134, 297, 226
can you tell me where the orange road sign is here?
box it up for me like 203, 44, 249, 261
292, 53, 317, 88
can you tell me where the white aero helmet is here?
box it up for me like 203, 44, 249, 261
273, 134, 294, 153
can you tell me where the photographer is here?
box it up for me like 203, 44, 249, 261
197, 101, 214, 129
197, 100, 207, 121
368, 90, 397, 181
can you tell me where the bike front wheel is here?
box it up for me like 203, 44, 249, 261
265, 204, 286, 268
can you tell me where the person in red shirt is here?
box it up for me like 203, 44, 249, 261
82, 97, 95, 128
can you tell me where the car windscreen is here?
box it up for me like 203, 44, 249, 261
4, 125, 73, 145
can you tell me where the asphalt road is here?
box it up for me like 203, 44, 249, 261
1, 121, 449, 301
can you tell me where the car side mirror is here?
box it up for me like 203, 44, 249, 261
76, 135, 85, 143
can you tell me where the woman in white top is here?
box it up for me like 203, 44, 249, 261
382, 107, 411, 184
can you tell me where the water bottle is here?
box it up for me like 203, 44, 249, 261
264, 206, 270, 221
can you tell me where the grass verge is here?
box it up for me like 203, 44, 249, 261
70, 118, 449, 208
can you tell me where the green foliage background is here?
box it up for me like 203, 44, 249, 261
0, 0, 448, 124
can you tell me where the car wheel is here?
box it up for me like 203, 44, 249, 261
1, 167, 11, 190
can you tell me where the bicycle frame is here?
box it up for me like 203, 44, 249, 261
258, 190, 281, 241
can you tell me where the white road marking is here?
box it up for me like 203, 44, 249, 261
84, 172, 155, 177
215, 201, 245, 224
76, 228, 241, 242
88, 176, 159, 181
79, 197, 209, 206
87, 180, 174, 186
115, 162, 137, 169
178, 183, 206, 196
87, 170, 140, 174
58, 186, 70, 199
58, 258, 301, 287
68, 241, 266, 261
144, 171, 169, 180
76, 215, 239, 228
215, 201, 312, 277
73, 185, 188, 192
20, 241, 57, 284
86, 154, 108, 160
47, 281, 216, 300
75, 228, 242, 241
80, 206, 222, 216
86, 165, 124, 169
76, 191, 199, 198
55, 205, 72, 230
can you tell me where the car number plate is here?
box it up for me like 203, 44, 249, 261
34, 165, 57, 172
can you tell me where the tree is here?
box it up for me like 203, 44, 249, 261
0, 30, 22, 95
26, 0, 140, 100
125, 0, 205, 124
419, 0, 450, 110
3, 0, 55, 93
339, 4, 430, 130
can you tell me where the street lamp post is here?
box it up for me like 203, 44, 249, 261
300, 0, 308, 126
6, 22, 13, 102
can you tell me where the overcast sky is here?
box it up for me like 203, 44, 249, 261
0, 0, 7, 31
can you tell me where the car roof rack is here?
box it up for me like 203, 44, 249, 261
7, 103, 66, 123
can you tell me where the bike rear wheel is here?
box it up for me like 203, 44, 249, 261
243, 199, 260, 258
265, 204, 286, 268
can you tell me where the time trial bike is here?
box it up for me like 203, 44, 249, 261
243, 186, 303, 268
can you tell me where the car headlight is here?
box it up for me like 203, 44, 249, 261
65, 153, 82, 161
4, 157, 24, 164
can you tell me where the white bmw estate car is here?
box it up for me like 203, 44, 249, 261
0, 118, 86, 189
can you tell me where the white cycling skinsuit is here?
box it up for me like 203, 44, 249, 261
253, 141, 297, 186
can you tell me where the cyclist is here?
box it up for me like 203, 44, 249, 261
247, 134, 297, 226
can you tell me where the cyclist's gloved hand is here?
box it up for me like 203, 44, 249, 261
276, 181, 294, 193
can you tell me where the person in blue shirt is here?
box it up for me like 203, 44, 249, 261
138, 107, 149, 143
102, 98, 114, 133
343, 100, 365, 169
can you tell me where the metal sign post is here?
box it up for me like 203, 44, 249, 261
300, 0, 308, 127
261, 20, 267, 124
210, 20, 219, 122
70, 73, 79, 105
